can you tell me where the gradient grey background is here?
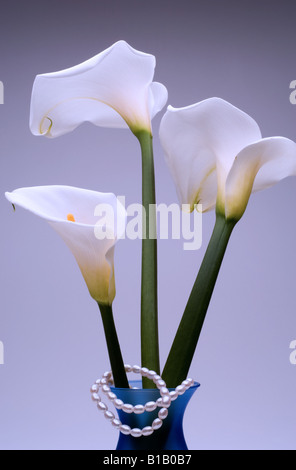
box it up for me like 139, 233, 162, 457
0, 0, 295, 450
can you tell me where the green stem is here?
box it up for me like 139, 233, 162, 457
98, 303, 129, 388
162, 213, 236, 387
134, 129, 160, 388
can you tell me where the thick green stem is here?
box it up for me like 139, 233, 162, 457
98, 303, 129, 388
162, 213, 236, 387
134, 129, 160, 388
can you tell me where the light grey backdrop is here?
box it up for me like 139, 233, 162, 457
0, 0, 295, 450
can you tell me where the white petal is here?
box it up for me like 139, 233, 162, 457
49, 220, 116, 304
30, 40, 167, 137
225, 137, 296, 220
148, 82, 168, 121
5, 186, 126, 304
159, 98, 261, 212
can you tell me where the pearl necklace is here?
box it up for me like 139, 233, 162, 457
90, 364, 194, 438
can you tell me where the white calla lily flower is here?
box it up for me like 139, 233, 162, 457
159, 97, 296, 220
30, 40, 168, 137
5, 186, 126, 305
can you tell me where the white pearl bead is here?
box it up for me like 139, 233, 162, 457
142, 426, 153, 436
132, 365, 141, 373
134, 404, 145, 414
131, 428, 142, 438
103, 371, 112, 379
90, 384, 98, 392
122, 403, 134, 413
147, 370, 157, 379
152, 418, 163, 430
111, 418, 121, 428
141, 367, 149, 376
160, 395, 171, 408
182, 379, 190, 388
160, 386, 170, 397
156, 379, 166, 387
153, 374, 161, 382
107, 392, 117, 401
104, 410, 115, 420
102, 384, 111, 394
97, 402, 108, 412
145, 401, 157, 412
169, 391, 178, 401
95, 379, 101, 385
156, 397, 163, 406
100, 378, 108, 385
91, 392, 101, 402
158, 407, 168, 420
120, 424, 131, 435
124, 364, 132, 372
176, 384, 186, 395
114, 399, 124, 409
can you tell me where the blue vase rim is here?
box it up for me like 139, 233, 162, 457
111, 380, 200, 392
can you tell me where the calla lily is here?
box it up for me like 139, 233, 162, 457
5, 185, 126, 305
159, 97, 296, 221
30, 40, 168, 137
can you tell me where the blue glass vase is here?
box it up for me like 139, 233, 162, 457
111, 380, 200, 450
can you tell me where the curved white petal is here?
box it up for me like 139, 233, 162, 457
5, 185, 126, 305
148, 82, 168, 121
225, 137, 296, 220
159, 98, 262, 212
30, 40, 167, 137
